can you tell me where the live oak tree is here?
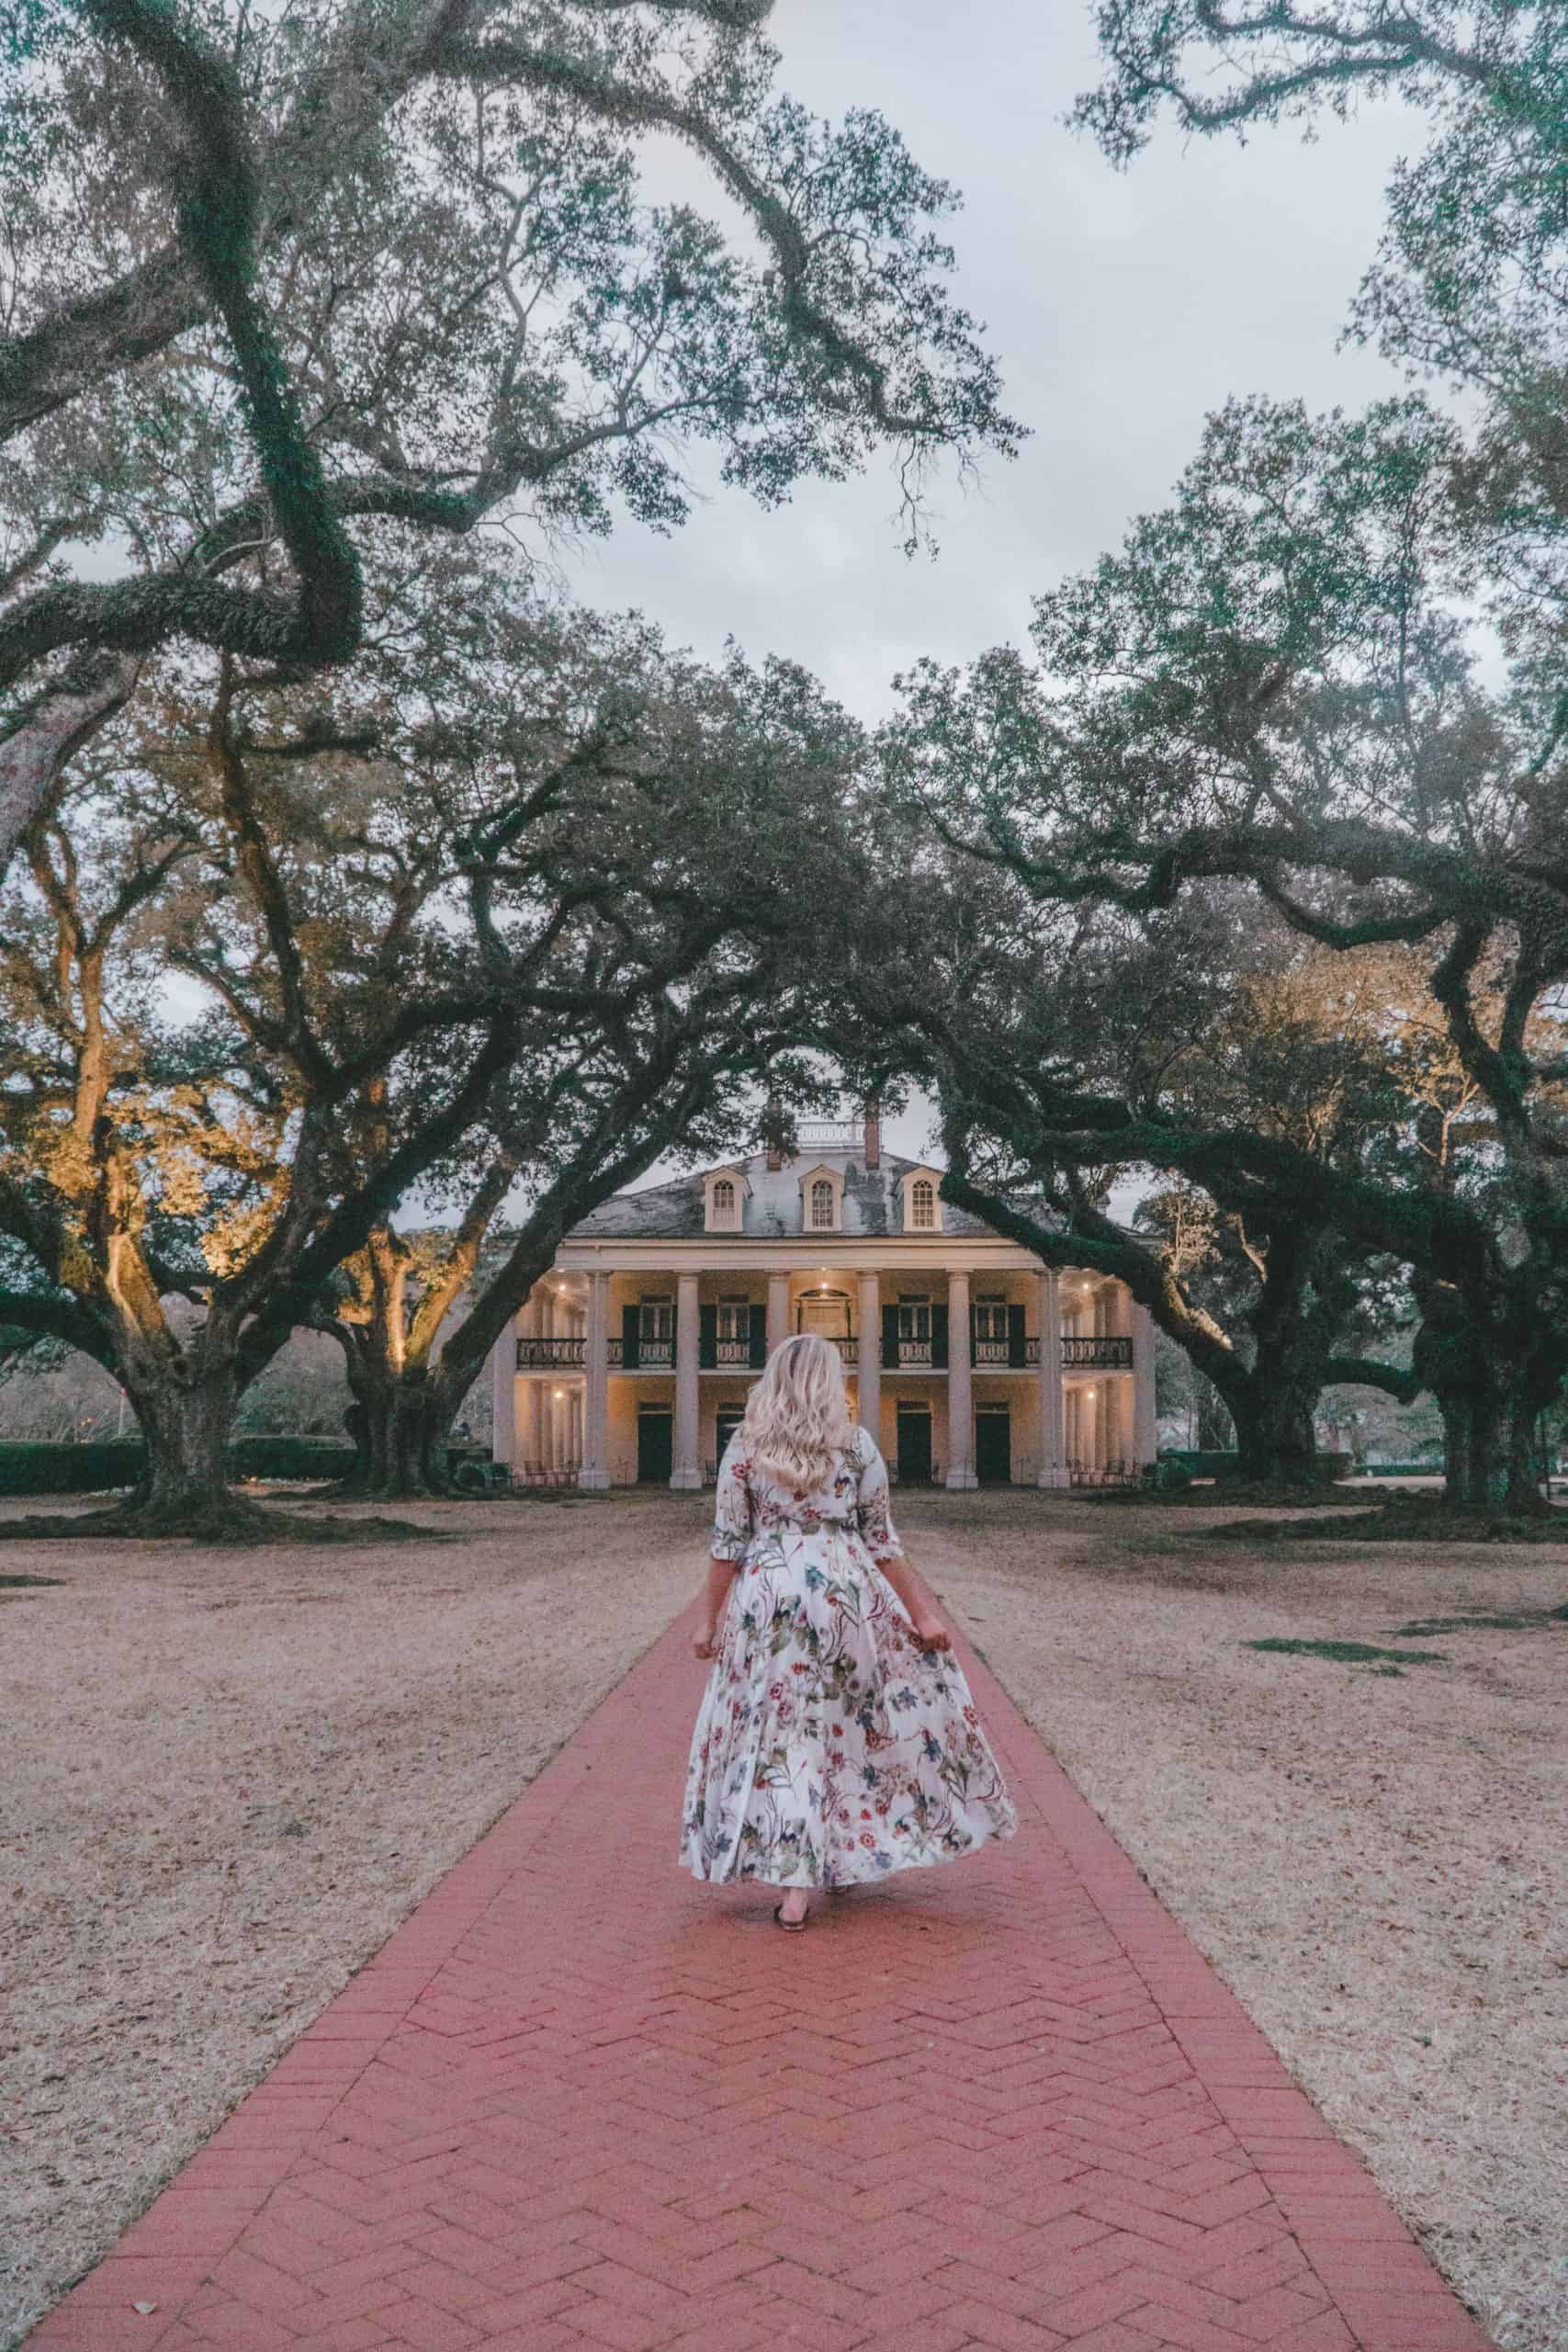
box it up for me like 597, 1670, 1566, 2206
0, 0, 1019, 870
841, 838, 1417, 1486
310, 653, 864, 1499
0, 583, 866, 1527
890, 397, 1568, 1510
0, 686, 538, 1532
1077, 6, 1568, 540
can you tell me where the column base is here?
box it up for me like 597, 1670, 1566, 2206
576, 1467, 611, 1492
669, 1467, 704, 1492
1036, 1467, 1072, 1489
944, 1467, 978, 1491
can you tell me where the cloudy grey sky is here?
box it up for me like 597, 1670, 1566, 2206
558, 1, 1417, 721
569, 1, 1418, 1174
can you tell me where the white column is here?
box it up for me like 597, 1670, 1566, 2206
766, 1272, 791, 1354
857, 1272, 881, 1447
945, 1269, 976, 1489
520, 1293, 542, 1470
671, 1272, 702, 1488
579, 1271, 611, 1489
1133, 1302, 1157, 1467
541, 1289, 558, 1471
1036, 1270, 1069, 1487
490, 1324, 517, 1472
1107, 1283, 1135, 1470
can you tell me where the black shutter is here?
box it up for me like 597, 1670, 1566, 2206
931, 1305, 949, 1369
749, 1304, 768, 1368
621, 1304, 639, 1371
1008, 1302, 1027, 1367
699, 1304, 718, 1369
882, 1304, 898, 1369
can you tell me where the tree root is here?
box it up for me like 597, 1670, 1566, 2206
1205, 1498, 1568, 1545
0, 1496, 439, 1545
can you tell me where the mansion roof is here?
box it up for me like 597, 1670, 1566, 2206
570, 1147, 1064, 1245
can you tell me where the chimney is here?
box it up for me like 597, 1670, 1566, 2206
763, 1091, 783, 1173
863, 1097, 882, 1170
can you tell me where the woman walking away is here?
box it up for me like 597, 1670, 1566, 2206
679, 1332, 1018, 1930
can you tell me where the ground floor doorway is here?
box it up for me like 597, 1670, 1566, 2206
716, 1407, 744, 1464
897, 1401, 934, 1487
637, 1406, 673, 1486
976, 1403, 1011, 1486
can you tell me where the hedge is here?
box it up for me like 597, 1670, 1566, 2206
1156, 1449, 1244, 1481
1156, 1448, 1355, 1485
0, 1436, 360, 1497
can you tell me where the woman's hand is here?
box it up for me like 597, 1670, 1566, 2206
911, 1611, 952, 1653
693, 1620, 721, 1662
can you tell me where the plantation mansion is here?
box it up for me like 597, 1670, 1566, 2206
486, 1113, 1156, 1491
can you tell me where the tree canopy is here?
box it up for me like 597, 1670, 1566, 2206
0, 0, 1020, 866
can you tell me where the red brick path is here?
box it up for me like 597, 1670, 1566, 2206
27, 1602, 1495, 2352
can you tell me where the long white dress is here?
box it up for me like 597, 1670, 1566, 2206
678, 1425, 1019, 1890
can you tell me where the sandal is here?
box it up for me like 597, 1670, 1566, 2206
773, 1902, 810, 1933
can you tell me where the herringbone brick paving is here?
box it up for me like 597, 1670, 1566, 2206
26, 1600, 1496, 2352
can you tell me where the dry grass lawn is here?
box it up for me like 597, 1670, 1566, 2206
3, 1487, 1565, 2352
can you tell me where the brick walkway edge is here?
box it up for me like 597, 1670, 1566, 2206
26, 1601, 1496, 2352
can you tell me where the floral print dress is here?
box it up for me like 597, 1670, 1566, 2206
679, 1425, 1020, 1890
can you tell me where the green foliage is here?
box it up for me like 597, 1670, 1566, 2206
0, 0, 1020, 867
0, 1438, 145, 1494
1245, 1637, 1449, 1667
1157, 1449, 1240, 1482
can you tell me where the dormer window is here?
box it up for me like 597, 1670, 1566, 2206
899, 1166, 944, 1234
795, 1161, 843, 1233
704, 1165, 749, 1231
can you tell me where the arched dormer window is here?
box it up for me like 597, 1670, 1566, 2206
899, 1165, 944, 1234
795, 1161, 843, 1233
704, 1165, 749, 1231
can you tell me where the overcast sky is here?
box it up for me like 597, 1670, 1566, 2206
570, 0, 1419, 1176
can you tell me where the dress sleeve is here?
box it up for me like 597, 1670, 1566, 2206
854, 1430, 906, 1562
709, 1438, 752, 1564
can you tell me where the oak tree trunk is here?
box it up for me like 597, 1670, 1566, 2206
1414, 1291, 1554, 1516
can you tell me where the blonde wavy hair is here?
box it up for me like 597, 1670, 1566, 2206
737, 1331, 859, 1493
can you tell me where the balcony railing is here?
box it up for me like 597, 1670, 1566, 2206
517, 1331, 1133, 1373
795, 1119, 863, 1149
516, 1337, 585, 1369
1062, 1336, 1133, 1369
972, 1337, 1043, 1369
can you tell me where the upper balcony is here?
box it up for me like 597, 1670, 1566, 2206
515, 1332, 1134, 1373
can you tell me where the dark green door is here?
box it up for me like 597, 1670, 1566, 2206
897, 1405, 932, 1486
637, 1408, 673, 1485
976, 1406, 1011, 1485
716, 1408, 744, 1462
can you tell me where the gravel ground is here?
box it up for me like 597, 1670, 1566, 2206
3, 1487, 1565, 2351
